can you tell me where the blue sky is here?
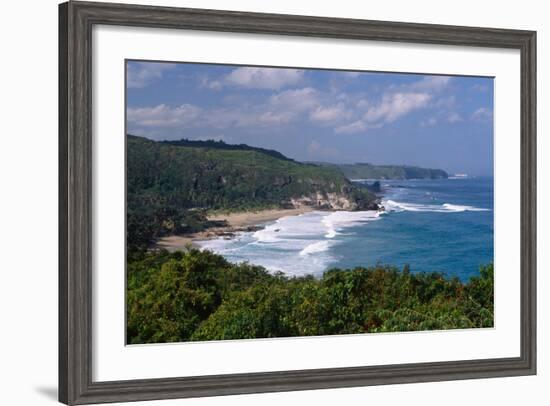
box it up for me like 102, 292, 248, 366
126, 61, 494, 175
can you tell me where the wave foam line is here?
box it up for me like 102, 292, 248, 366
321, 210, 380, 238
384, 200, 490, 213
299, 240, 332, 256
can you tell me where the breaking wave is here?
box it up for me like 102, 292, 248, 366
383, 200, 490, 213
300, 240, 333, 256
197, 210, 380, 276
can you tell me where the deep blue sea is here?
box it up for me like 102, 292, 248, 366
198, 178, 494, 281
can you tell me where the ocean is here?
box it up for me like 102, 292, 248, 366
197, 177, 494, 281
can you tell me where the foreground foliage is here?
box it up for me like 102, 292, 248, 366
127, 249, 493, 344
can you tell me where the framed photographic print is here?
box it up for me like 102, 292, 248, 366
59, 1, 536, 404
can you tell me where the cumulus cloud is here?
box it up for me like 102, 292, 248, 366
268, 87, 319, 111
127, 104, 201, 128
200, 78, 223, 90
447, 112, 463, 123
309, 103, 352, 124
128, 97, 299, 133
127, 62, 176, 89
203, 67, 305, 90
268, 88, 353, 126
128, 85, 352, 137
128, 73, 462, 138
409, 76, 452, 92
335, 120, 369, 135
435, 95, 457, 109
258, 111, 293, 125
364, 92, 431, 124
356, 99, 369, 109
331, 75, 453, 135
471, 107, 493, 121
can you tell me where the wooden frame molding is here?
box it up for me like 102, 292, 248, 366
59, 1, 536, 404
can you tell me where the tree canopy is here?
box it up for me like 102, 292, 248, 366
127, 249, 493, 344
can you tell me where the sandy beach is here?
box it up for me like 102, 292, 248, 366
156, 207, 314, 252
207, 207, 313, 227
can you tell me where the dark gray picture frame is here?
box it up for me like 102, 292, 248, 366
59, 1, 537, 404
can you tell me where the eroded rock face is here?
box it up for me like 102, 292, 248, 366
290, 192, 379, 211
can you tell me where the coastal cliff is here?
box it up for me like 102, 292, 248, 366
127, 135, 378, 250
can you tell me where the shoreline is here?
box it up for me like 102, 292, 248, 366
207, 207, 314, 228
156, 207, 314, 252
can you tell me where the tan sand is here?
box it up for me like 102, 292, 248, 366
156, 207, 314, 252
207, 207, 314, 227
156, 235, 197, 252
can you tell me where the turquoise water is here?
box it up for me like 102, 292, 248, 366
198, 178, 494, 281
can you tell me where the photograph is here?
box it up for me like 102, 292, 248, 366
126, 61, 495, 344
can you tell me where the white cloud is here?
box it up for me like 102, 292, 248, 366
309, 103, 351, 124
409, 76, 452, 92
223, 67, 305, 90
364, 92, 431, 124
268, 87, 355, 127
127, 62, 176, 89
471, 107, 493, 121
258, 111, 293, 125
447, 112, 463, 123
128, 100, 299, 133
331, 74, 450, 135
201, 78, 223, 91
356, 99, 369, 109
128, 73, 458, 139
268, 87, 319, 111
127, 104, 201, 128
335, 120, 368, 135
435, 95, 457, 109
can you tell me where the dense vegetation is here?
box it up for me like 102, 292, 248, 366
333, 163, 448, 180
127, 249, 493, 344
127, 135, 377, 252
161, 138, 294, 162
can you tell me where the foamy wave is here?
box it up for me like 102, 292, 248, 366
253, 213, 323, 244
321, 210, 380, 237
299, 240, 332, 256
197, 210, 382, 277
384, 200, 490, 213
253, 223, 281, 243
442, 203, 490, 212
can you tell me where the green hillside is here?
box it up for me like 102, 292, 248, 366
335, 163, 448, 180
127, 135, 377, 251
161, 138, 293, 162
